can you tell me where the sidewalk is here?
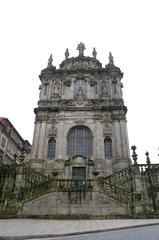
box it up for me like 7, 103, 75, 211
0, 219, 159, 239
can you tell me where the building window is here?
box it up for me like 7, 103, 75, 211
104, 137, 112, 158
67, 126, 93, 158
1, 136, 6, 148
47, 138, 56, 159
74, 80, 87, 97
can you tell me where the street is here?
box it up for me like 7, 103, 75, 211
34, 225, 159, 240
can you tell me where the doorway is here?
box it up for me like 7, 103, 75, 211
72, 167, 86, 180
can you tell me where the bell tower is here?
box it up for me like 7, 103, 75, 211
31, 43, 131, 177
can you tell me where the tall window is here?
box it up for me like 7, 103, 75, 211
74, 80, 87, 97
67, 126, 93, 158
104, 137, 112, 159
47, 138, 56, 159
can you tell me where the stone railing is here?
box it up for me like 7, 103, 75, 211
97, 178, 130, 204
0, 164, 17, 205
103, 166, 132, 190
57, 179, 93, 192
138, 164, 159, 174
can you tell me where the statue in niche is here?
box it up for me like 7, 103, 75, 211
76, 87, 85, 100
89, 77, 97, 86
47, 54, 53, 67
100, 81, 108, 96
54, 83, 60, 97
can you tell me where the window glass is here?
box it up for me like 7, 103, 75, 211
104, 137, 112, 158
47, 138, 56, 159
74, 80, 87, 97
67, 126, 93, 158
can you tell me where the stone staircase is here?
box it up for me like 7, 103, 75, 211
1, 161, 159, 217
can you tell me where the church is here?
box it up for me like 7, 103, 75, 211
0, 43, 159, 218
31, 42, 130, 179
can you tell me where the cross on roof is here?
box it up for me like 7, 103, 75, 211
77, 42, 85, 56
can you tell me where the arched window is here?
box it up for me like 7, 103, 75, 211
47, 138, 56, 159
74, 80, 87, 97
67, 126, 93, 158
104, 137, 112, 159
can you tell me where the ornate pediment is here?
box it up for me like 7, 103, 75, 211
74, 119, 85, 124
65, 155, 94, 167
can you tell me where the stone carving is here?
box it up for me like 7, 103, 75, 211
109, 52, 114, 65
112, 78, 117, 84
38, 100, 50, 107
59, 100, 76, 107
111, 99, 124, 106
64, 78, 71, 87
53, 83, 60, 97
76, 87, 85, 99
103, 122, 112, 136
89, 76, 97, 86
47, 54, 53, 67
74, 119, 85, 124
77, 72, 83, 79
93, 114, 102, 120
85, 99, 101, 107
100, 81, 108, 97
60, 56, 102, 70
48, 122, 57, 137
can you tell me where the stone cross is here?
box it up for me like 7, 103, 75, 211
77, 42, 85, 56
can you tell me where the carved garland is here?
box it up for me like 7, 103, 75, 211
103, 122, 112, 137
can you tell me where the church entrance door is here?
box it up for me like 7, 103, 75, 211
72, 167, 86, 181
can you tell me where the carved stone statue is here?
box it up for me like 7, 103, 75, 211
76, 87, 85, 98
109, 52, 114, 65
100, 81, 108, 96
54, 84, 60, 96
47, 54, 53, 67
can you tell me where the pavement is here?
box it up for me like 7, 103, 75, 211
0, 219, 159, 239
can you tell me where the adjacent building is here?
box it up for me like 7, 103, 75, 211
0, 117, 31, 164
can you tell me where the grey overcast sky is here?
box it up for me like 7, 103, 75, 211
0, 0, 159, 163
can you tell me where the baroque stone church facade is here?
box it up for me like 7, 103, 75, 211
1, 43, 159, 218
31, 42, 131, 178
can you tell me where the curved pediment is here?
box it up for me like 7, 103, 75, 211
60, 56, 102, 71
65, 155, 94, 167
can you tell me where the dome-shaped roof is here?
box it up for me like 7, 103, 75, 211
60, 56, 102, 70
60, 42, 102, 71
